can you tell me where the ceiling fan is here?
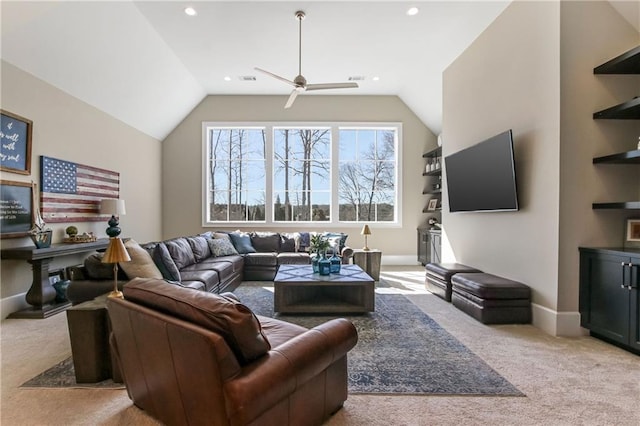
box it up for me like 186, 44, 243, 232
255, 11, 358, 109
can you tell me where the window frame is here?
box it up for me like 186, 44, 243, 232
202, 121, 403, 228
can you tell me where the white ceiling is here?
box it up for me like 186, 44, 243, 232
3, 1, 520, 140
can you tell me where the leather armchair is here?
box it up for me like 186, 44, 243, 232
107, 278, 358, 426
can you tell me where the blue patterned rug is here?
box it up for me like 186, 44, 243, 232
234, 284, 524, 396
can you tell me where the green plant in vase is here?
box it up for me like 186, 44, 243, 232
310, 235, 330, 273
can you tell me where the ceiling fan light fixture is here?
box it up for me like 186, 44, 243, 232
254, 10, 359, 109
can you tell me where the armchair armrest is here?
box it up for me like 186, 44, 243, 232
223, 318, 357, 422
340, 246, 354, 264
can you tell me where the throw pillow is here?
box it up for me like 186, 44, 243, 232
84, 254, 116, 280
208, 238, 239, 257
152, 242, 181, 282
187, 236, 211, 262
164, 238, 196, 270
119, 239, 163, 280
229, 231, 256, 254
124, 277, 271, 364
280, 233, 296, 252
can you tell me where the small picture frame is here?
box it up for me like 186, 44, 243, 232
48, 268, 65, 285
427, 198, 438, 211
626, 219, 640, 242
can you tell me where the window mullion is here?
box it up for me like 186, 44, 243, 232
265, 126, 273, 224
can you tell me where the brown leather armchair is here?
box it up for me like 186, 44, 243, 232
106, 278, 358, 426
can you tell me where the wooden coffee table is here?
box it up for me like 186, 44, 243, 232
274, 264, 375, 314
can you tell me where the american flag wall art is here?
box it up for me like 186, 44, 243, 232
40, 156, 120, 223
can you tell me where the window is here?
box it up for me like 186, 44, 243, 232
205, 128, 266, 222
273, 128, 331, 222
338, 128, 397, 222
203, 122, 401, 226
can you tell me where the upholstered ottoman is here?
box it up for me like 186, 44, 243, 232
425, 263, 482, 302
451, 273, 531, 324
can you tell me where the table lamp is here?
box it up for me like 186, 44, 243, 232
100, 199, 126, 237
101, 237, 131, 298
361, 224, 371, 251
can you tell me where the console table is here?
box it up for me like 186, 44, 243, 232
1, 239, 110, 319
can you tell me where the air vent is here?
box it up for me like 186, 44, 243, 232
348, 76, 365, 81
239, 76, 257, 81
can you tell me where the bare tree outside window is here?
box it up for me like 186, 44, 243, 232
339, 129, 396, 222
274, 128, 330, 222
207, 128, 266, 222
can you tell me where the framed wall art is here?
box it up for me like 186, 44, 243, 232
0, 180, 34, 238
0, 110, 33, 175
625, 219, 640, 248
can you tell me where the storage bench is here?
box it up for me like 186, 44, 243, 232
451, 272, 531, 324
425, 263, 482, 302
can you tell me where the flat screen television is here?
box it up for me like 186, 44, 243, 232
444, 129, 518, 213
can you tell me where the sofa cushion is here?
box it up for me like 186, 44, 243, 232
243, 252, 278, 267
120, 239, 163, 280
279, 233, 297, 252
179, 269, 220, 292
152, 243, 181, 282
277, 252, 310, 265
209, 238, 239, 257
187, 236, 211, 262
229, 231, 256, 254
165, 238, 196, 270
123, 277, 271, 364
84, 254, 117, 280
250, 232, 281, 252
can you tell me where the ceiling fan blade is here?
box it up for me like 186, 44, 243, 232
284, 88, 302, 109
305, 82, 359, 91
254, 67, 296, 87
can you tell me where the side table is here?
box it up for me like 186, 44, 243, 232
352, 249, 382, 281
66, 294, 122, 383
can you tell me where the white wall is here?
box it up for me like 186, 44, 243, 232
161, 95, 435, 261
0, 61, 163, 317
442, 0, 639, 336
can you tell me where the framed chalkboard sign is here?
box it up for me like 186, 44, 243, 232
0, 180, 34, 238
0, 110, 33, 175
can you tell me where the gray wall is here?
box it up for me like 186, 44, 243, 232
442, 1, 638, 335
0, 61, 162, 316
161, 95, 435, 261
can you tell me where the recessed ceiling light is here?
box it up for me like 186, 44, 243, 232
224, 76, 231, 81
373, 76, 380, 81
184, 7, 197, 16
406, 7, 419, 16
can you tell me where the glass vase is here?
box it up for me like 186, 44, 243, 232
318, 252, 331, 275
312, 254, 319, 273
330, 250, 341, 273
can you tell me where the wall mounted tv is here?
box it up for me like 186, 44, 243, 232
444, 129, 519, 213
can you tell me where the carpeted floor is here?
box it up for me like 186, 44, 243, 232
2, 266, 639, 425
234, 283, 522, 395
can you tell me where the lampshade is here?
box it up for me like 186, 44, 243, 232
100, 199, 126, 216
102, 237, 131, 264
361, 224, 371, 235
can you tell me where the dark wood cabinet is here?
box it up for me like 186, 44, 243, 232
417, 228, 441, 266
579, 247, 640, 354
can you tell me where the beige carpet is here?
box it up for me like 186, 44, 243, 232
2, 266, 639, 425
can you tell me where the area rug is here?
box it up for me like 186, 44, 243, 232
22, 283, 523, 396
234, 283, 524, 396
21, 357, 124, 389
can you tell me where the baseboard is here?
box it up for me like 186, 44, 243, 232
1, 292, 29, 320
380, 255, 420, 266
531, 303, 584, 337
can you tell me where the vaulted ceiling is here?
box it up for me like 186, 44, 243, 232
1, 1, 637, 140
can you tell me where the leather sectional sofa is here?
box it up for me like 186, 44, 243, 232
108, 277, 358, 425
67, 230, 352, 304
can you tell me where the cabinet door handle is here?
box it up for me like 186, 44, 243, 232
630, 262, 638, 290
621, 262, 627, 289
